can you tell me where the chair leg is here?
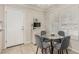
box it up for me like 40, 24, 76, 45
58, 49, 61, 54
60, 49, 62, 54
59, 49, 61, 54
45, 48, 47, 54
66, 49, 68, 54
61, 49, 63, 54
36, 47, 39, 54
58, 50, 60, 54
49, 46, 51, 53
41, 48, 44, 54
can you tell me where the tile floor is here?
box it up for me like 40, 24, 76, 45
1, 43, 78, 54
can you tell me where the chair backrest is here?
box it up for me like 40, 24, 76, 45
41, 31, 46, 36
58, 31, 65, 36
35, 35, 43, 48
60, 36, 70, 49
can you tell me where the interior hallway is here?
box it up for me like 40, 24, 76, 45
1, 43, 78, 54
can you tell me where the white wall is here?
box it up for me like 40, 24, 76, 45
46, 5, 79, 53
0, 5, 4, 53
24, 7, 46, 44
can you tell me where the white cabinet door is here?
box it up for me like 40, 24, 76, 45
5, 7, 25, 47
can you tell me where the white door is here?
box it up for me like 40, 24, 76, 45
5, 7, 25, 47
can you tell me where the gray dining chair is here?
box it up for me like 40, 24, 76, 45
58, 31, 65, 36
41, 30, 50, 43
41, 31, 46, 36
54, 36, 70, 54
35, 35, 50, 54
54, 31, 65, 43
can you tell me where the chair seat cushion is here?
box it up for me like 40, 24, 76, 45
54, 43, 61, 49
42, 42, 50, 48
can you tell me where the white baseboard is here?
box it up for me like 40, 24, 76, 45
68, 47, 79, 53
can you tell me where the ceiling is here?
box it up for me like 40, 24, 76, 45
27, 4, 54, 10
31, 4, 52, 9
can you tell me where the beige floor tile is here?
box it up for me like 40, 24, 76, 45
21, 44, 35, 54
2, 45, 22, 54
1, 43, 78, 54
